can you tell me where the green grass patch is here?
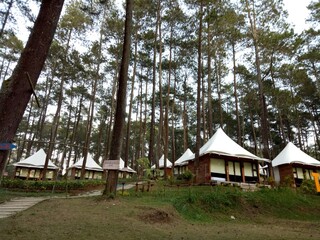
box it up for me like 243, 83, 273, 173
1, 182, 320, 240
123, 183, 320, 222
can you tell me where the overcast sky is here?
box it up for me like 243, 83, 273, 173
283, 0, 312, 33
13, 0, 313, 45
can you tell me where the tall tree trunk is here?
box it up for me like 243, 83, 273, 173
201, 65, 207, 141
36, 74, 54, 151
81, 34, 103, 179
232, 43, 241, 145
137, 68, 144, 159
42, 71, 65, 180
0, 0, 13, 38
183, 75, 188, 151
0, 0, 64, 181
207, 18, 213, 138
124, 28, 138, 167
195, 0, 203, 182
245, 0, 270, 159
66, 96, 84, 172
157, 0, 165, 177
215, 58, 223, 127
104, 0, 132, 196
17, 99, 33, 161
148, 0, 160, 169
171, 66, 178, 166
164, 21, 173, 179
59, 79, 75, 174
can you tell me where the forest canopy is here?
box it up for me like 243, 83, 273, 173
0, 0, 319, 173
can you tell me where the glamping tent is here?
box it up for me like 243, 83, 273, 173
174, 148, 194, 175
151, 155, 172, 177
118, 158, 136, 178
187, 128, 270, 184
13, 149, 59, 180
272, 142, 320, 187
102, 158, 136, 179
68, 154, 103, 180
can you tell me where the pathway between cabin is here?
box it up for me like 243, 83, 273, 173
0, 182, 139, 219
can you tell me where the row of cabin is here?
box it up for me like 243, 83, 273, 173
152, 128, 320, 187
11, 128, 320, 187
12, 150, 136, 181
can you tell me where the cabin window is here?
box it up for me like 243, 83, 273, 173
244, 162, 253, 176
252, 163, 257, 177
35, 170, 41, 178
46, 171, 53, 179
210, 158, 226, 181
94, 172, 102, 179
304, 169, 312, 180
228, 161, 241, 182
15, 167, 21, 176
29, 169, 36, 178
296, 168, 304, 179
243, 162, 258, 183
20, 168, 29, 177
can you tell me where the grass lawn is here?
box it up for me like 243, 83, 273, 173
0, 183, 320, 240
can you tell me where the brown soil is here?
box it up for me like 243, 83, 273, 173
137, 206, 173, 224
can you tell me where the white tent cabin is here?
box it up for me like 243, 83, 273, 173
102, 158, 136, 179
13, 149, 59, 180
174, 148, 194, 175
272, 142, 320, 187
68, 153, 103, 180
118, 158, 137, 178
151, 155, 173, 177
187, 128, 270, 184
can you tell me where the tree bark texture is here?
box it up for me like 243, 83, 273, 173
0, 0, 64, 179
105, 0, 133, 196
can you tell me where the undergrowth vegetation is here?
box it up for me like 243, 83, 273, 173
0, 178, 104, 191
124, 182, 320, 222
171, 186, 320, 221
1, 178, 319, 223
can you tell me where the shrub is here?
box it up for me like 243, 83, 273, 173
1, 178, 105, 192
181, 170, 194, 182
299, 179, 317, 195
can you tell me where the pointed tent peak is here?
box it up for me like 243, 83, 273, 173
19, 149, 46, 163
197, 127, 268, 162
272, 142, 320, 167
70, 153, 103, 171
151, 154, 172, 169
159, 154, 172, 168
175, 148, 194, 166
13, 148, 59, 169
118, 158, 136, 173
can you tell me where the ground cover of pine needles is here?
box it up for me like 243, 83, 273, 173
0, 182, 319, 240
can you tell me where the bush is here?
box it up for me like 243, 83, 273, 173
181, 171, 194, 182
299, 179, 317, 195
0, 178, 105, 192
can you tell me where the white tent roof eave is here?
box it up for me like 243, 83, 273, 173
182, 128, 270, 163
272, 142, 320, 167
13, 149, 59, 170
69, 153, 103, 171
175, 148, 194, 166
151, 154, 172, 169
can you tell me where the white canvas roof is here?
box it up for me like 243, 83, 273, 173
175, 148, 194, 166
119, 158, 136, 173
151, 154, 172, 169
188, 128, 269, 162
13, 149, 59, 170
272, 142, 320, 167
69, 153, 103, 171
